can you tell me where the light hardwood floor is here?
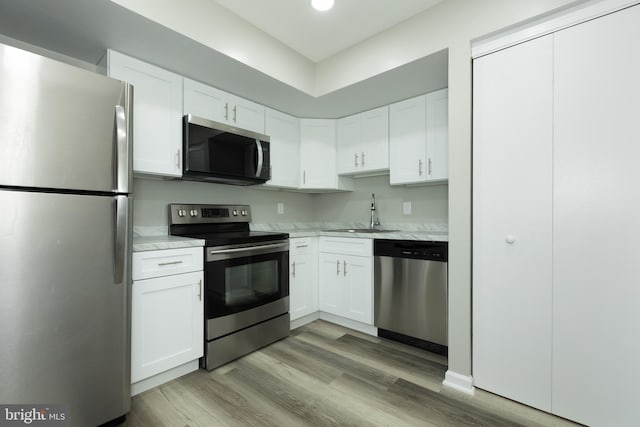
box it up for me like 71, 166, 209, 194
123, 320, 578, 426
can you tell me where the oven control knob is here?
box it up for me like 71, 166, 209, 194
178, 209, 186, 217
190, 209, 198, 217
232, 210, 238, 216
241, 209, 247, 216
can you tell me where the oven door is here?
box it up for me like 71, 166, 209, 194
205, 240, 289, 322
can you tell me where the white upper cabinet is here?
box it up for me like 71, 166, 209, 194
106, 50, 183, 177
426, 89, 448, 181
389, 88, 448, 185
183, 78, 265, 134
263, 108, 300, 189
337, 106, 389, 176
299, 119, 353, 192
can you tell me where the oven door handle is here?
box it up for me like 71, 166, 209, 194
207, 241, 289, 261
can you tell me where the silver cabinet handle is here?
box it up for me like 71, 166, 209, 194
197, 280, 202, 301
233, 105, 237, 122
336, 259, 340, 275
343, 260, 347, 276
175, 150, 181, 170
292, 261, 296, 278
354, 152, 358, 167
418, 159, 423, 176
296, 244, 308, 249
303, 170, 306, 185
157, 260, 183, 266
224, 102, 229, 120
428, 158, 432, 176
361, 152, 365, 166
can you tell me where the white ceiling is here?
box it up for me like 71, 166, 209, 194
214, 0, 444, 62
0, 0, 448, 118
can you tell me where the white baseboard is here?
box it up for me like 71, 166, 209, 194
318, 312, 377, 336
131, 359, 199, 396
442, 370, 475, 395
290, 312, 320, 330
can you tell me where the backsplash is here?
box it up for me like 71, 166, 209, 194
133, 175, 448, 235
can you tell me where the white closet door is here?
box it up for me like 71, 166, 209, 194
472, 34, 553, 411
552, 5, 640, 426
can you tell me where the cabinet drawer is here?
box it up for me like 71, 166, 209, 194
319, 237, 372, 257
290, 237, 317, 256
133, 247, 203, 280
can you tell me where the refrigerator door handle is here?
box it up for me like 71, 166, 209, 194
114, 105, 128, 192
115, 83, 133, 193
113, 195, 128, 284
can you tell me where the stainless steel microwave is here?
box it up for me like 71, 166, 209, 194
182, 114, 271, 185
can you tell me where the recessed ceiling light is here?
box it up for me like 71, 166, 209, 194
311, 0, 334, 12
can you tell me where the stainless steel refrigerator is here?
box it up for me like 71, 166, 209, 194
0, 43, 133, 426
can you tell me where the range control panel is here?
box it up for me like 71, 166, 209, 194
169, 204, 251, 225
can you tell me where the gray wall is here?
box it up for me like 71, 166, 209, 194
133, 178, 314, 228
133, 176, 447, 229
312, 175, 447, 226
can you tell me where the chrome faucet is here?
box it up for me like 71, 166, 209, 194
370, 193, 381, 230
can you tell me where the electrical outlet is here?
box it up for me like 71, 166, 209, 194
277, 202, 284, 215
403, 201, 412, 215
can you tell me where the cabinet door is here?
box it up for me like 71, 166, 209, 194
264, 108, 300, 188
426, 89, 448, 181
131, 271, 204, 383
318, 252, 342, 316
472, 35, 553, 411
389, 95, 427, 185
343, 255, 373, 324
228, 94, 265, 134
360, 106, 389, 173
108, 51, 182, 177
183, 78, 228, 123
289, 238, 319, 321
336, 114, 361, 175
300, 119, 337, 189
552, 7, 640, 426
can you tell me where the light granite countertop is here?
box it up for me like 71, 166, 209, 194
132, 222, 448, 252
252, 222, 448, 242
132, 235, 205, 252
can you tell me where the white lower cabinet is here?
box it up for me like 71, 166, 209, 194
289, 237, 318, 321
318, 237, 373, 324
131, 247, 204, 389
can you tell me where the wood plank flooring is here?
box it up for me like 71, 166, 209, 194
123, 320, 577, 427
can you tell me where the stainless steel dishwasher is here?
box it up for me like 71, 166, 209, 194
374, 239, 448, 355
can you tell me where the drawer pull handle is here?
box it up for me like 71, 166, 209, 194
336, 260, 340, 275
157, 260, 183, 266
296, 244, 309, 249
343, 260, 347, 276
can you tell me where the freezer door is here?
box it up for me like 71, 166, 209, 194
0, 43, 132, 193
0, 190, 132, 427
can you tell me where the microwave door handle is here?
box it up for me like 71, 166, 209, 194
255, 139, 264, 177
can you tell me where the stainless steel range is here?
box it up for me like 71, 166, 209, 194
169, 204, 290, 370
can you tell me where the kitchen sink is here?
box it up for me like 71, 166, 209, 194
322, 228, 399, 233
